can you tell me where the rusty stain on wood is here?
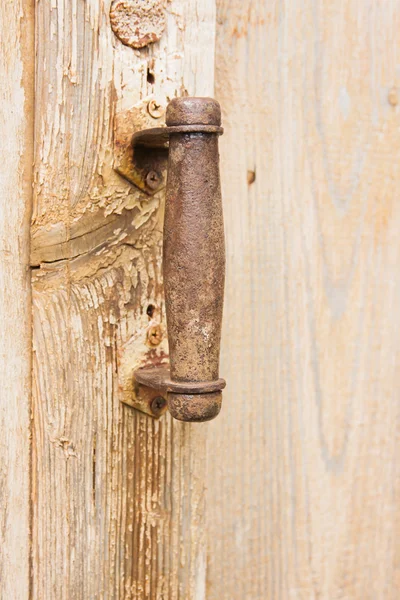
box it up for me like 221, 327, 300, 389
247, 169, 256, 185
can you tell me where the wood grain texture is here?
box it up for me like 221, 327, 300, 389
32, 1, 215, 598
0, 2, 34, 598
207, 1, 400, 598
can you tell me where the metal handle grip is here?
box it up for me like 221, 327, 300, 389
163, 98, 225, 421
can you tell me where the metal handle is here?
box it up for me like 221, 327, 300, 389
164, 97, 225, 421
134, 97, 226, 422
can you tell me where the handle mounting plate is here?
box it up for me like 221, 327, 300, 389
113, 97, 168, 194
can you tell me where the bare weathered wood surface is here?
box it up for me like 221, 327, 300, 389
0, 2, 34, 598
32, 1, 215, 598
206, 1, 400, 598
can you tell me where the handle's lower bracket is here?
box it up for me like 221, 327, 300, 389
122, 365, 226, 420
134, 366, 226, 396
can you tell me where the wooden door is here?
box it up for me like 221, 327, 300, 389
207, 2, 400, 599
1, 1, 400, 599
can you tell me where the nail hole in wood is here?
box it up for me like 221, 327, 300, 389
147, 69, 155, 85
146, 304, 156, 318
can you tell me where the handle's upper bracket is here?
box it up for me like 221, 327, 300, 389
114, 97, 223, 195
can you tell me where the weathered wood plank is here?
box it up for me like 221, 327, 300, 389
32, 1, 215, 598
0, 2, 34, 598
207, 1, 400, 598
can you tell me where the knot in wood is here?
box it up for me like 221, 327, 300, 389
110, 0, 166, 49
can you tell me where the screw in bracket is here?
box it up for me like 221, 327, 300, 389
150, 395, 167, 417
145, 170, 161, 191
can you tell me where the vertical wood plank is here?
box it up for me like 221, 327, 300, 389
32, 1, 215, 598
0, 2, 34, 598
207, 1, 400, 598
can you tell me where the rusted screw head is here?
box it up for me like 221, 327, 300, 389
110, 0, 166, 49
147, 324, 163, 346
147, 99, 164, 119
145, 170, 161, 191
150, 396, 167, 417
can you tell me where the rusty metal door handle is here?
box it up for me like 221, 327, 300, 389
134, 97, 226, 422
